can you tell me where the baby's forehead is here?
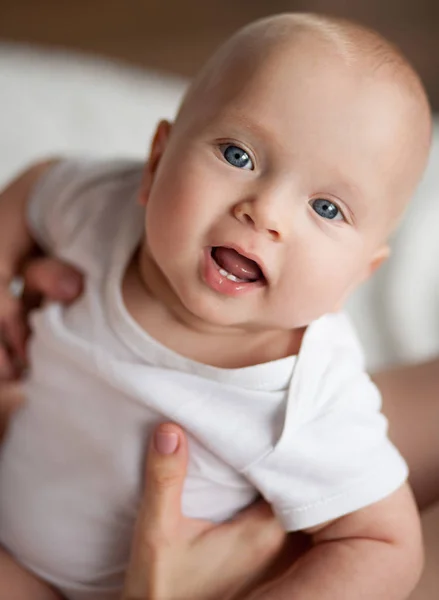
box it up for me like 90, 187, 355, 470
183, 31, 412, 131
181, 13, 428, 117
186, 45, 409, 140
174, 15, 431, 226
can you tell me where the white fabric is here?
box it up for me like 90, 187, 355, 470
0, 160, 407, 599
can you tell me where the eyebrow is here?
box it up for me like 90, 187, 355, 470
324, 178, 364, 206
217, 111, 275, 141
211, 111, 298, 162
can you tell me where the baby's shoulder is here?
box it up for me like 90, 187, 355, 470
39, 157, 144, 226
29, 157, 145, 273
288, 312, 373, 419
301, 311, 365, 371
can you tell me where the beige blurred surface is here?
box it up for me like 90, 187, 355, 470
410, 502, 439, 600
0, 0, 438, 108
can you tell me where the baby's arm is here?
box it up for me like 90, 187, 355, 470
0, 544, 62, 600
246, 483, 422, 600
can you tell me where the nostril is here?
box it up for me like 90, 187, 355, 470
268, 229, 280, 241
243, 214, 254, 225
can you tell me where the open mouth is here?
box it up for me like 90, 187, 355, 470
210, 246, 266, 284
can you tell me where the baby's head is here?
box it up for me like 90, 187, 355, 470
139, 13, 431, 332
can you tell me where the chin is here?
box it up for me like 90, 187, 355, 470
180, 291, 247, 328
189, 303, 241, 328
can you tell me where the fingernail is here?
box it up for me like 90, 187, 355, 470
60, 276, 80, 296
154, 430, 179, 455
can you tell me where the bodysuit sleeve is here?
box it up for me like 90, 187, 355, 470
242, 313, 408, 532
27, 158, 143, 256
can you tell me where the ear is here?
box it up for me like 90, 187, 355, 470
331, 244, 390, 313
139, 119, 173, 206
364, 244, 390, 280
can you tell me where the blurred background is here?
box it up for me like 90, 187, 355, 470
0, 0, 438, 108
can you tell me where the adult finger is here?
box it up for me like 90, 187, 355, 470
123, 424, 189, 600
226, 501, 285, 567
235, 501, 309, 563
227, 504, 307, 598
0, 345, 15, 380
0, 381, 24, 441
22, 258, 83, 303
4, 313, 29, 362
142, 423, 189, 536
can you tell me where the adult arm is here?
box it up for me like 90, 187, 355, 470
375, 359, 439, 510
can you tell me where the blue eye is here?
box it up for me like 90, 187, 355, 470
311, 198, 343, 221
222, 145, 253, 170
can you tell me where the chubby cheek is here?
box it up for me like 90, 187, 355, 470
274, 244, 365, 326
145, 152, 230, 263
145, 173, 200, 258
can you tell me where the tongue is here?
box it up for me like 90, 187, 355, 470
213, 247, 262, 281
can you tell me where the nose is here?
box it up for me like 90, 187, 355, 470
232, 195, 284, 241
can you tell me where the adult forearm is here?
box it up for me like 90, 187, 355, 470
374, 359, 439, 510
245, 537, 422, 600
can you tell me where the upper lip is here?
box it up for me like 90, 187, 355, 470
212, 243, 268, 282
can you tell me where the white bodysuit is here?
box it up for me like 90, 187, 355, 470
0, 160, 408, 600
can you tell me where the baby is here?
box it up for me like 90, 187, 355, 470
0, 12, 432, 600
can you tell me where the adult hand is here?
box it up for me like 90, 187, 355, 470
21, 255, 83, 303
122, 423, 292, 600
0, 255, 82, 379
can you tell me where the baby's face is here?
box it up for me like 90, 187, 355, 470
140, 44, 420, 332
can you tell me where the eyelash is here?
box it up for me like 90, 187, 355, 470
309, 198, 347, 223
218, 141, 256, 169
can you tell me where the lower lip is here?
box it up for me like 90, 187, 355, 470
201, 248, 265, 297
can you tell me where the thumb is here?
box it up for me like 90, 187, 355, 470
22, 258, 83, 302
123, 424, 188, 599
140, 423, 189, 539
